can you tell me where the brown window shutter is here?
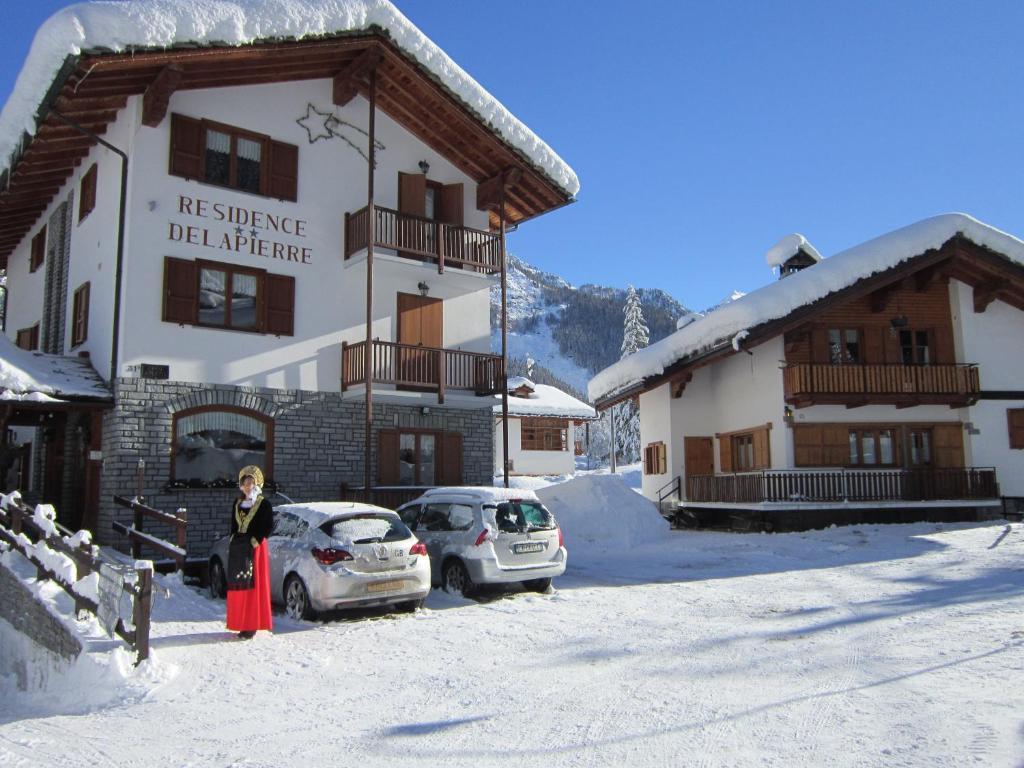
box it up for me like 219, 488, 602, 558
439, 432, 463, 485
718, 436, 733, 473
823, 425, 850, 466
30, 227, 46, 273
932, 423, 964, 468
658, 443, 667, 474
793, 425, 822, 467
169, 113, 204, 179
264, 273, 295, 336
162, 257, 198, 324
269, 140, 299, 202
72, 282, 90, 346
29, 324, 39, 351
440, 183, 464, 226
863, 326, 884, 364
15, 327, 31, 350
398, 172, 426, 217
377, 431, 400, 485
79, 165, 97, 222
643, 445, 653, 475
1008, 409, 1024, 450
753, 427, 771, 469
932, 325, 954, 365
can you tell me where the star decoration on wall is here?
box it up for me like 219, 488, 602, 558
295, 103, 385, 165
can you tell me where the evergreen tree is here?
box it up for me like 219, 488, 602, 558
613, 285, 649, 464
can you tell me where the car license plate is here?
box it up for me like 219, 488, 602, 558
514, 541, 545, 554
367, 579, 404, 593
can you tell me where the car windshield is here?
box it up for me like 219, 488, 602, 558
487, 501, 555, 532
324, 514, 411, 544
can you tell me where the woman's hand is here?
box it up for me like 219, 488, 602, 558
250, 537, 258, 548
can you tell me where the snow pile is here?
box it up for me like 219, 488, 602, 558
0, 335, 111, 400
0, 0, 578, 198
765, 232, 822, 268
590, 212, 1024, 402
536, 474, 669, 557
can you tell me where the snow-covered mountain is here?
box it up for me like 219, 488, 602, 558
490, 255, 692, 396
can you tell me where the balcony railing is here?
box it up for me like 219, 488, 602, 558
686, 467, 999, 504
784, 363, 980, 404
344, 206, 502, 274
342, 340, 503, 404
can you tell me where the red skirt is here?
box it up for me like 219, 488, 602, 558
226, 539, 273, 633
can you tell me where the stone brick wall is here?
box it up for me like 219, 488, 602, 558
98, 378, 494, 557
0, 561, 82, 689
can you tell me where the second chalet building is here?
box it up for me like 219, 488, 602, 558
0, 0, 577, 551
590, 214, 1024, 530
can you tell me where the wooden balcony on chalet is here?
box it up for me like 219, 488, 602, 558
686, 467, 999, 504
341, 340, 503, 404
783, 363, 980, 408
344, 206, 502, 274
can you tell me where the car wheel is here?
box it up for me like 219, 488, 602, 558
395, 599, 423, 613
209, 558, 227, 600
284, 574, 316, 620
522, 577, 551, 593
442, 560, 476, 598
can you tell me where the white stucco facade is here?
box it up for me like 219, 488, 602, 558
5, 79, 495, 394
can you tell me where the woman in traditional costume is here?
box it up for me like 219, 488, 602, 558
226, 465, 273, 639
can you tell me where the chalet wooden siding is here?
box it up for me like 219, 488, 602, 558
643, 441, 667, 475
794, 423, 964, 468
784, 278, 956, 366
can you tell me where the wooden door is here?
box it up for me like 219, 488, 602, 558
397, 293, 442, 389
684, 436, 714, 476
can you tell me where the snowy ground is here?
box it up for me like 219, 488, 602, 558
2, 476, 1023, 767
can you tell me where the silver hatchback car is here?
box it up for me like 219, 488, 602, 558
395, 487, 567, 597
209, 502, 431, 619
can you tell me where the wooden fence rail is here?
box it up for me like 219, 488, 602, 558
686, 467, 999, 504
112, 495, 188, 570
0, 495, 153, 665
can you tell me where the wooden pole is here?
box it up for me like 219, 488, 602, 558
363, 66, 377, 496
499, 176, 510, 488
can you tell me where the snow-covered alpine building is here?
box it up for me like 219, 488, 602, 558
0, 0, 577, 552
590, 214, 1024, 530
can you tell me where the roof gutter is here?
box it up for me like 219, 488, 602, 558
47, 110, 128, 387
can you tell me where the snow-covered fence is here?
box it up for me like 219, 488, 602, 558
0, 493, 153, 665
112, 495, 188, 570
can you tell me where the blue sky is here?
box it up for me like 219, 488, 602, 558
2, 1, 1023, 311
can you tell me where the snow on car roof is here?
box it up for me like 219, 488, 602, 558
278, 501, 397, 527
419, 486, 541, 502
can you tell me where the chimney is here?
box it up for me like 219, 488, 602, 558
765, 233, 822, 280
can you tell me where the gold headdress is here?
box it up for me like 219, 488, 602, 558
238, 465, 264, 487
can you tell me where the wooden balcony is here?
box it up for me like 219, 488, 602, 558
344, 206, 502, 274
342, 340, 503, 404
686, 467, 999, 504
783, 363, 980, 407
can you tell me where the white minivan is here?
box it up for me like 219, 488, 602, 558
395, 487, 567, 597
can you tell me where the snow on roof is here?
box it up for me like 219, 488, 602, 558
495, 382, 597, 420
279, 501, 395, 527
0, 0, 579, 198
589, 213, 1024, 403
765, 233, 822, 269
0, 336, 111, 401
506, 376, 535, 392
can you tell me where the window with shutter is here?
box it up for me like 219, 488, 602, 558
718, 424, 771, 471
377, 429, 461, 486
644, 442, 667, 475
169, 113, 299, 200
71, 282, 90, 347
30, 227, 46, 273
1009, 409, 1024, 450
78, 164, 97, 223
162, 256, 294, 336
